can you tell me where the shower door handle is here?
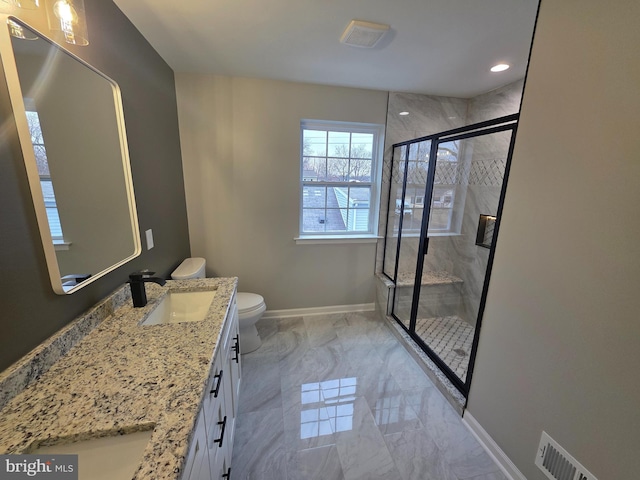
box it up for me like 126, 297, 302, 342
423, 238, 430, 256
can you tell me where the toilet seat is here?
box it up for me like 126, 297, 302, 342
237, 292, 265, 316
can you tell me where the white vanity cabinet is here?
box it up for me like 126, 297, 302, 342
221, 299, 242, 461
182, 411, 209, 480
183, 294, 241, 480
230, 303, 242, 413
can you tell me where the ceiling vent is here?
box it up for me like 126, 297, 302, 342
340, 20, 390, 48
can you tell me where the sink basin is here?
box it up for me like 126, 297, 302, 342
141, 290, 216, 325
32, 430, 153, 480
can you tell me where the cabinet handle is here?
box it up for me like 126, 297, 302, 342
232, 335, 240, 363
210, 370, 223, 398
214, 415, 227, 447
222, 467, 231, 479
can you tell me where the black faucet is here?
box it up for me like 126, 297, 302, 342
128, 271, 166, 307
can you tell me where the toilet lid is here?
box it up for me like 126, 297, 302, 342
237, 292, 265, 314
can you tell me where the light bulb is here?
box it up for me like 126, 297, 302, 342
47, 0, 88, 45
54, 1, 76, 23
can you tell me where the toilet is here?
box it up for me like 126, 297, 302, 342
171, 257, 207, 280
171, 257, 265, 354
236, 292, 266, 354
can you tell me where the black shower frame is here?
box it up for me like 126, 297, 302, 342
382, 113, 519, 398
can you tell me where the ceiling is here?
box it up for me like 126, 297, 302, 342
112, 0, 539, 98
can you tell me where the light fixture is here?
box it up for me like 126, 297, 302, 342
1, 0, 40, 9
490, 63, 510, 72
340, 20, 390, 48
399, 111, 410, 116
46, 0, 88, 45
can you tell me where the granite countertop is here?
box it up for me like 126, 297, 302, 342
0, 277, 238, 480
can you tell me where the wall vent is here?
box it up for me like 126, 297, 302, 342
535, 431, 598, 480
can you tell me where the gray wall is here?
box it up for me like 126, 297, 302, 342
0, 1, 190, 372
467, 0, 640, 478
175, 75, 388, 310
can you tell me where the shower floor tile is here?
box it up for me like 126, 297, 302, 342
414, 316, 475, 381
231, 311, 505, 480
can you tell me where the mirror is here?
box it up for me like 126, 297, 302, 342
0, 16, 141, 294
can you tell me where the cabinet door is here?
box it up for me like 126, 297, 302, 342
228, 302, 242, 419
221, 301, 240, 455
182, 411, 209, 480
203, 348, 225, 422
202, 346, 225, 475
206, 383, 228, 476
213, 452, 232, 480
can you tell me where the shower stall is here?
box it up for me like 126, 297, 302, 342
382, 114, 518, 395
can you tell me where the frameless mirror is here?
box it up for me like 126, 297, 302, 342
0, 16, 141, 294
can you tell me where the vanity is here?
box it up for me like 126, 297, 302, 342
0, 15, 242, 480
0, 277, 241, 480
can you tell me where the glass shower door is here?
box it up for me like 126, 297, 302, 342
387, 140, 432, 330
414, 128, 515, 385
382, 145, 406, 279
383, 114, 519, 395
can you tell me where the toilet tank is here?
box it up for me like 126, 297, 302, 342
171, 257, 206, 280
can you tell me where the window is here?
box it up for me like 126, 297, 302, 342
25, 109, 65, 243
299, 120, 384, 238
395, 139, 464, 236
429, 141, 460, 233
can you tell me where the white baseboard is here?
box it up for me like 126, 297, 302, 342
262, 303, 375, 319
462, 411, 527, 480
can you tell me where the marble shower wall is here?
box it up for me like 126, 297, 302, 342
451, 81, 524, 325
468, 79, 524, 124
378, 93, 468, 278
377, 81, 524, 327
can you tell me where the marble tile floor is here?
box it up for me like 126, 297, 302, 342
230, 311, 506, 480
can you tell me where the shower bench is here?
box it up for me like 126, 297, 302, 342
376, 270, 464, 320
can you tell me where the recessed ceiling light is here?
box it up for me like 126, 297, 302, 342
399, 111, 410, 116
490, 63, 510, 72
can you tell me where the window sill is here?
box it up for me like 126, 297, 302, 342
295, 235, 382, 245
53, 241, 72, 251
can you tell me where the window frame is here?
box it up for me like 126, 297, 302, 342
392, 141, 464, 238
298, 119, 384, 241
25, 106, 67, 246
